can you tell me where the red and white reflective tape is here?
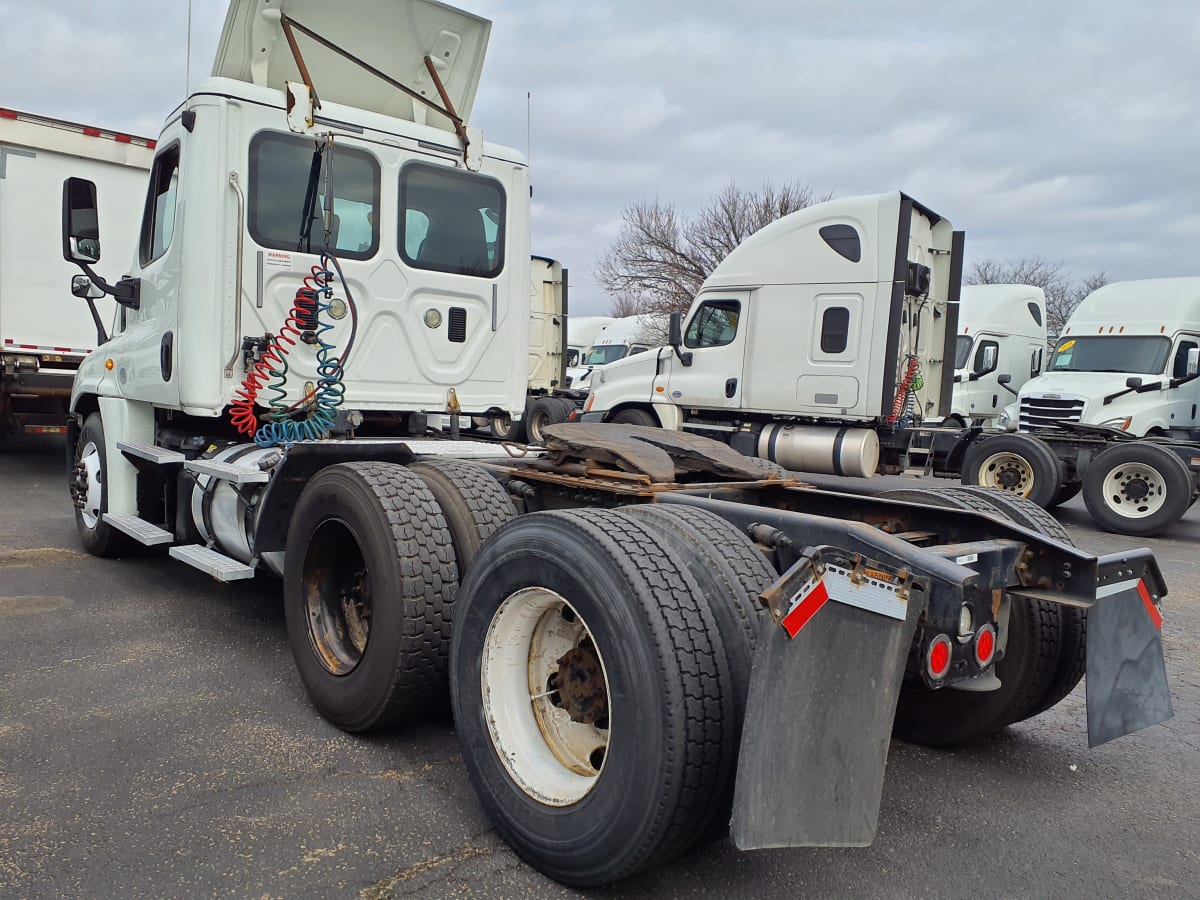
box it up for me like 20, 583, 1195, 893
0, 107, 156, 149
1096, 577, 1163, 630
781, 564, 908, 639
3, 339, 91, 355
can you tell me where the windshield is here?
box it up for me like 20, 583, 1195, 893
582, 344, 628, 366
954, 335, 973, 370
1049, 336, 1172, 374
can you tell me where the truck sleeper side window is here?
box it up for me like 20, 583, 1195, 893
139, 144, 180, 266
248, 132, 380, 260
400, 163, 505, 277
685, 300, 741, 348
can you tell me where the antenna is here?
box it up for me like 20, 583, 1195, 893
184, 0, 194, 96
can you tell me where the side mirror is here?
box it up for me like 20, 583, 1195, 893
1125, 376, 1143, 390
668, 311, 683, 348
996, 373, 1012, 384
62, 177, 101, 264
71, 274, 105, 299
976, 344, 998, 375
1188, 347, 1199, 377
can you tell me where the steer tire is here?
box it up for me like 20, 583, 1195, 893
610, 407, 659, 428
450, 509, 736, 886
1081, 442, 1192, 536
72, 413, 138, 558
284, 462, 457, 732
946, 486, 1087, 720
407, 458, 516, 576
961, 433, 1063, 508
878, 487, 1064, 747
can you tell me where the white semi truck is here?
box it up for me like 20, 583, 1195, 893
948, 284, 1047, 428
57, 0, 1171, 886
564, 313, 663, 390
0, 108, 154, 440
959, 278, 1200, 534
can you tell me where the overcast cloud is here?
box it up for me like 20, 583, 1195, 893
3, 0, 1198, 313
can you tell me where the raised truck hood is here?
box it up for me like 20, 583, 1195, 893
212, 0, 491, 132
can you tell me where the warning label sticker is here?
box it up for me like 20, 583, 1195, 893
264, 250, 292, 270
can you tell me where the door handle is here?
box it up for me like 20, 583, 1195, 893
725, 378, 738, 398
160, 331, 174, 381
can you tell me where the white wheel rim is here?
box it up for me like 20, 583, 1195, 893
1100, 462, 1167, 519
78, 441, 103, 529
481, 587, 611, 806
977, 451, 1035, 497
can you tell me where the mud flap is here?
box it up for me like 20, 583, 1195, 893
731, 550, 921, 850
1085, 555, 1172, 747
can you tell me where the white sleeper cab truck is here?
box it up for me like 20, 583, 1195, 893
959, 277, 1200, 534
484, 255, 578, 442
0, 108, 154, 440
948, 284, 1047, 428
581, 192, 960, 479
565, 314, 615, 369
565, 313, 662, 390
59, 0, 1173, 887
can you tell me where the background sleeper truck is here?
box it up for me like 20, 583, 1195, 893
57, 0, 1173, 886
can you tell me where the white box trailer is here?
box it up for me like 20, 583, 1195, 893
0, 108, 154, 438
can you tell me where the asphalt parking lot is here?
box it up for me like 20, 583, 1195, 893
1, 434, 1197, 899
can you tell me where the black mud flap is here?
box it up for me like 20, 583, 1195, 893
1085, 550, 1172, 747
731, 550, 921, 850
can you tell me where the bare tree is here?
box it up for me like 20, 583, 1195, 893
595, 180, 832, 325
966, 257, 1108, 339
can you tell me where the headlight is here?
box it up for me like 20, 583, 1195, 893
997, 409, 1011, 428
1099, 416, 1132, 431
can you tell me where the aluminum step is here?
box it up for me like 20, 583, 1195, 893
169, 544, 256, 582
102, 513, 174, 546
116, 440, 185, 465
185, 459, 270, 484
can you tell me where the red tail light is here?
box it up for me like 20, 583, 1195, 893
975, 624, 997, 667
926, 634, 953, 680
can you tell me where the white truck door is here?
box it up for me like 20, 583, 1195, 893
1168, 335, 1200, 428
666, 293, 748, 410
118, 128, 184, 406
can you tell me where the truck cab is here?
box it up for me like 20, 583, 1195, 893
582, 192, 962, 476
65, 0, 531, 444
1017, 278, 1200, 438
565, 314, 662, 389
949, 284, 1047, 427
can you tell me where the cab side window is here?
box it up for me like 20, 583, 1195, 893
400, 163, 505, 277
139, 145, 180, 266
685, 300, 740, 348
974, 339, 999, 374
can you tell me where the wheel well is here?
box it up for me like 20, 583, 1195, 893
607, 403, 659, 425
72, 393, 99, 420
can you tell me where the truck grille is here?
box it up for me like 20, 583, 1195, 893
1019, 395, 1085, 431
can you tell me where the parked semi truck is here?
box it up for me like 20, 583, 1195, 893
0, 108, 154, 440
948, 284, 1047, 428
565, 314, 615, 368
565, 313, 663, 390
58, 0, 1171, 886
960, 278, 1200, 534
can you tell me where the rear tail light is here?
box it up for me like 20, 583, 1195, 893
926, 634, 953, 681
975, 624, 997, 667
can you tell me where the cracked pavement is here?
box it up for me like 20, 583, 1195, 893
1, 436, 1197, 898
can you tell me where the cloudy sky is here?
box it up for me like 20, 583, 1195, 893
4, 0, 1198, 313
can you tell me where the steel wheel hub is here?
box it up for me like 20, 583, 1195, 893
1102, 462, 1166, 519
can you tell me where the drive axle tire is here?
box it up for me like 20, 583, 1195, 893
1081, 442, 1192, 536
525, 396, 568, 445
879, 487, 1063, 747
407, 459, 515, 575
490, 411, 526, 442
946, 486, 1086, 720
71, 413, 137, 558
450, 509, 736, 886
610, 407, 658, 428
961, 433, 1062, 508
284, 462, 457, 732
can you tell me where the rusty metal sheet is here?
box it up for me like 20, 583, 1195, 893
540, 423, 783, 482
